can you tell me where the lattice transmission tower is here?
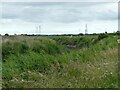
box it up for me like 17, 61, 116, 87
85, 24, 88, 35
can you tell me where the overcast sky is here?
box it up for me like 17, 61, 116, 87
0, 1, 118, 35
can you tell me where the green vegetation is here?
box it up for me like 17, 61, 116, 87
2, 34, 118, 88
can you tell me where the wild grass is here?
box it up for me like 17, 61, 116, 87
2, 35, 118, 88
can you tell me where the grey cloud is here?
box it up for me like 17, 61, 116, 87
2, 2, 117, 23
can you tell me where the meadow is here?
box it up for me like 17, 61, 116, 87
1, 34, 118, 88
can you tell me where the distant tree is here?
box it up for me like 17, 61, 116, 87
21, 34, 27, 36
116, 31, 120, 35
5, 33, 9, 36
92, 33, 97, 35
105, 31, 107, 34
79, 33, 84, 36
14, 34, 17, 36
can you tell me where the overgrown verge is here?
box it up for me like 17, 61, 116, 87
2, 35, 118, 88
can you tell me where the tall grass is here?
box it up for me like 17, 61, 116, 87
2, 35, 118, 88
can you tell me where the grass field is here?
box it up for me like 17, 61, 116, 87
1, 34, 118, 88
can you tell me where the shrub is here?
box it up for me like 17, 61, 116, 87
32, 41, 63, 55
5, 33, 9, 36
98, 33, 108, 40
79, 33, 84, 36
2, 41, 14, 59
45, 43, 61, 54
2, 41, 29, 60
16, 42, 29, 53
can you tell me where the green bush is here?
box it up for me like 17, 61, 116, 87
98, 33, 108, 40
31, 40, 64, 55
2, 41, 29, 60
2, 41, 14, 59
